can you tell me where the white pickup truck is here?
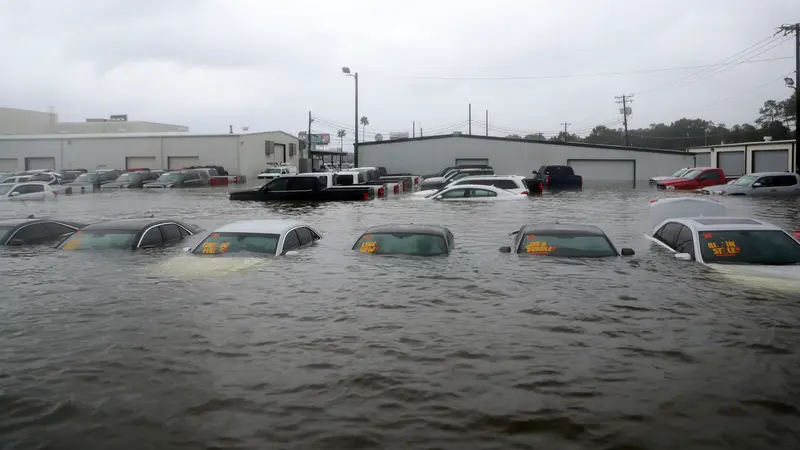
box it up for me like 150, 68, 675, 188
333, 171, 398, 197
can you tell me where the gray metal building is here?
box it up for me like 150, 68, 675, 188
0, 131, 303, 179
686, 138, 797, 176
1, 107, 189, 135
359, 134, 697, 186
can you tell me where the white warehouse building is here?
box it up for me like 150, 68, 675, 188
358, 134, 697, 186
686, 139, 797, 177
0, 131, 303, 179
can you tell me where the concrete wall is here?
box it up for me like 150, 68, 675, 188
0, 131, 299, 179
687, 140, 797, 174
239, 131, 301, 177
360, 136, 695, 182
0, 107, 57, 135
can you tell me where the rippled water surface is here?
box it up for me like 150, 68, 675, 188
2, 186, 799, 450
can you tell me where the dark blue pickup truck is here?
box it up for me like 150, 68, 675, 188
531, 165, 583, 189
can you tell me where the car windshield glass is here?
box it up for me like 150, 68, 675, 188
698, 230, 800, 265
193, 232, 280, 255
517, 232, 618, 258
732, 175, 758, 186
353, 232, 448, 256
116, 173, 133, 182
682, 170, 703, 179
75, 173, 99, 183
0, 185, 12, 195
58, 230, 137, 250
671, 168, 690, 177
264, 168, 283, 173
157, 173, 181, 182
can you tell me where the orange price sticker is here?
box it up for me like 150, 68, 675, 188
202, 242, 218, 254
703, 233, 713, 239
360, 241, 378, 253
219, 242, 230, 253
210, 233, 220, 238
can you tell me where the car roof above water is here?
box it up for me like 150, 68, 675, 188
82, 218, 183, 231
361, 224, 452, 236
213, 219, 310, 235
518, 223, 607, 236
673, 216, 781, 232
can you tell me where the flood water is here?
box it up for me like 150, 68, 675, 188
1, 185, 799, 450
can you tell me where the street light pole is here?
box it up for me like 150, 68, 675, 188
342, 67, 359, 167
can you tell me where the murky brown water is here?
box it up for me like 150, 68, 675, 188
1, 186, 799, 449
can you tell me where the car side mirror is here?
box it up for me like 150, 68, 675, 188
182, 247, 191, 252
673, 252, 693, 261
8, 239, 25, 246
9, 191, 20, 197
752, 182, 762, 188
498, 246, 512, 253
284, 250, 299, 256
532, 170, 538, 175
620, 248, 635, 256
434, 195, 443, 200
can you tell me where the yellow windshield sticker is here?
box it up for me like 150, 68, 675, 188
526, 240, 556, 254
202, 242, 218, 254
360, 241, 378, 253
219, 242, 230, 253
707, 240, 739, 257
63, 237, 83, 250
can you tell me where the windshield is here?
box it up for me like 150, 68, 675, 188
353, 232, 448, 256
58, 230, 137, 250
732, 175, 758, 186
157, 173, 182, 182
698, 230, 800, 265
193, 232, 280, 255
0, 185, 12, 195
115, 173, 134, 182
671, 168, 690, 177
75, 173, 98, 183
263, 168, 283, 173
517, 233, 618, 258
682, 169, 703, 179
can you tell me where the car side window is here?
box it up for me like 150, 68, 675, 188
10, 224, 50, 242
470, 189, 497, 197
295, 227, 313, 246
777, 175, 798, 186
674, 225, 695, 257
700, 170, 720, 180
266, 177, 290, 191
655, 222, 683, 249
441, 188, 467, 198
495, 180, 518, 189
178, 226, 192, 237
160, 224, 182, 243
139, 227, 164, 248
282, 230, 300, 252
754, 176, 776, 187
42, 222, 77, 236
10, 185, 27, 195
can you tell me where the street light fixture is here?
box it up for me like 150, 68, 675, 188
342, 66, 359, 166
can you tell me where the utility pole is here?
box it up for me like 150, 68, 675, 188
420, 127, 423, 137
614, 94, 634, 146
468, 103, 472, 135
778, 23, 800, 171
485, 110, 489, 136
307, 111, 313, 168
560, 122, 571, 142
413, 121, 416, 138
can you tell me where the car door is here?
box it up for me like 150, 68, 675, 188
280, 229, 301, 255
262, 177, 292, 200
6, 223, 52, 245
697, 170, 722, 187
138, 226, 165, 249
750, 176, 777, 196
159, 224, 184, 247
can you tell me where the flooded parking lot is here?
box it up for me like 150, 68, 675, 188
1, 185, 799, 450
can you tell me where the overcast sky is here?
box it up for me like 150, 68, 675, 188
0, 0, 797, 145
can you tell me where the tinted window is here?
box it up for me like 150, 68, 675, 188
353, 232, 448, 256
698, 230, 800, 265
187, 172, 201, 181
456, 179, 491, 186
494, 180, 519, 189
288, 177, 320, 190
157, 173, 182, 182
336, 174, 355, 186
517, 233, 617, 258
295, 227, 314, 246
178, 226, 192, 237
139, 228, 163, 248
42, 222, 78, 237
266, 177, 290, 190
160, 224, 182, 242
58, 230, 137, 250
10, 224, 50, 242
469, 189, 497, 197
699, 170, 720, 180
28, 173, 54, 183
193, 232, 280, 255
674, 225, 695, 256
655, 222, 683, 248
282, 230, 300, 252
440, 188, 467, 199
777, 175, 797, 187
754, 176, 777, 187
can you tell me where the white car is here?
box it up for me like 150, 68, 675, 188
418, 184, 528, 201
0, 175, 32, 185
257, 165, 298, 180
0, 182, 57, 200
645, 197, 800, 292
413, 175, 528, 197
186, 219, 322, 256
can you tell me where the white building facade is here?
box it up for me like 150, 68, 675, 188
686, 139, 797, 176
359, 135, 696, 187
0, 131, 302, 179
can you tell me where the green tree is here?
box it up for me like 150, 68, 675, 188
360, 116, 369, 141
524, 133, 546, 140
337, 129, 346, 149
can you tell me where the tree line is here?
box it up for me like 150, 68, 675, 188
506, 91, 797, 150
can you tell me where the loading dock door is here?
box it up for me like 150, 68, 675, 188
25, 157, 56, 171
752, 149, 788, 173
126, 156, 157, 170
694, 153, 710, 167
455, 158, 489, 166
167, 156, 200, 170
716, 151, 744, 177
566, 159, 635, 188
0, 158, 18, 172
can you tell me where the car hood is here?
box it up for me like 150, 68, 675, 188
707, 263, 800, 293
651, 176, 682, 182
422, 176, 445, 183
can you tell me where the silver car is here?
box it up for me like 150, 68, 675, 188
701, 172, 800, 197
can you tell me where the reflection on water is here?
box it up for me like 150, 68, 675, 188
1, 186, 799, 449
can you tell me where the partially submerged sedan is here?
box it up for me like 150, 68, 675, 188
700, 172, 800, 197
187, 219, 321, 256
1, 218, 85, 246
57, 218, 201, 250
353, 224, 454, 256
420, 184, 528, 201
499, 223, 635, 257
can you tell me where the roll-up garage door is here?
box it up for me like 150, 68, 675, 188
455, 158, 489, 166
167, 156, 199, 170
126, 156, 157, 170
716, 151, 744, 177
752, 149, 788, 173
694, 153, 710, 167
0, 158, 18, 172
566, 159, 635, 187
25, 157, 56, 171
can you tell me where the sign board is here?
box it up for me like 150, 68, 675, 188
298, 132, 331, 145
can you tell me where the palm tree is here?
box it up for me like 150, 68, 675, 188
337, 129, 347, 150
360, 116, 369, 141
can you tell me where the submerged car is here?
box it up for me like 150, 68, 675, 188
187, 219, 321, 256
700, 172, 800, 197
57, 218, 201, 250
420, 184, 528, 201
0, 182, 58, 200
102, 170, 160, 189
353, 224, 455, 256
70, 171, 120, 188
413, 175, 529, 197
499, 223, 635, 257
1, 218, 85, 246
649, 167, 692, 185
144, 170, 208, 188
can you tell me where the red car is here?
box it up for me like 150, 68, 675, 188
656, 167, 727, 191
